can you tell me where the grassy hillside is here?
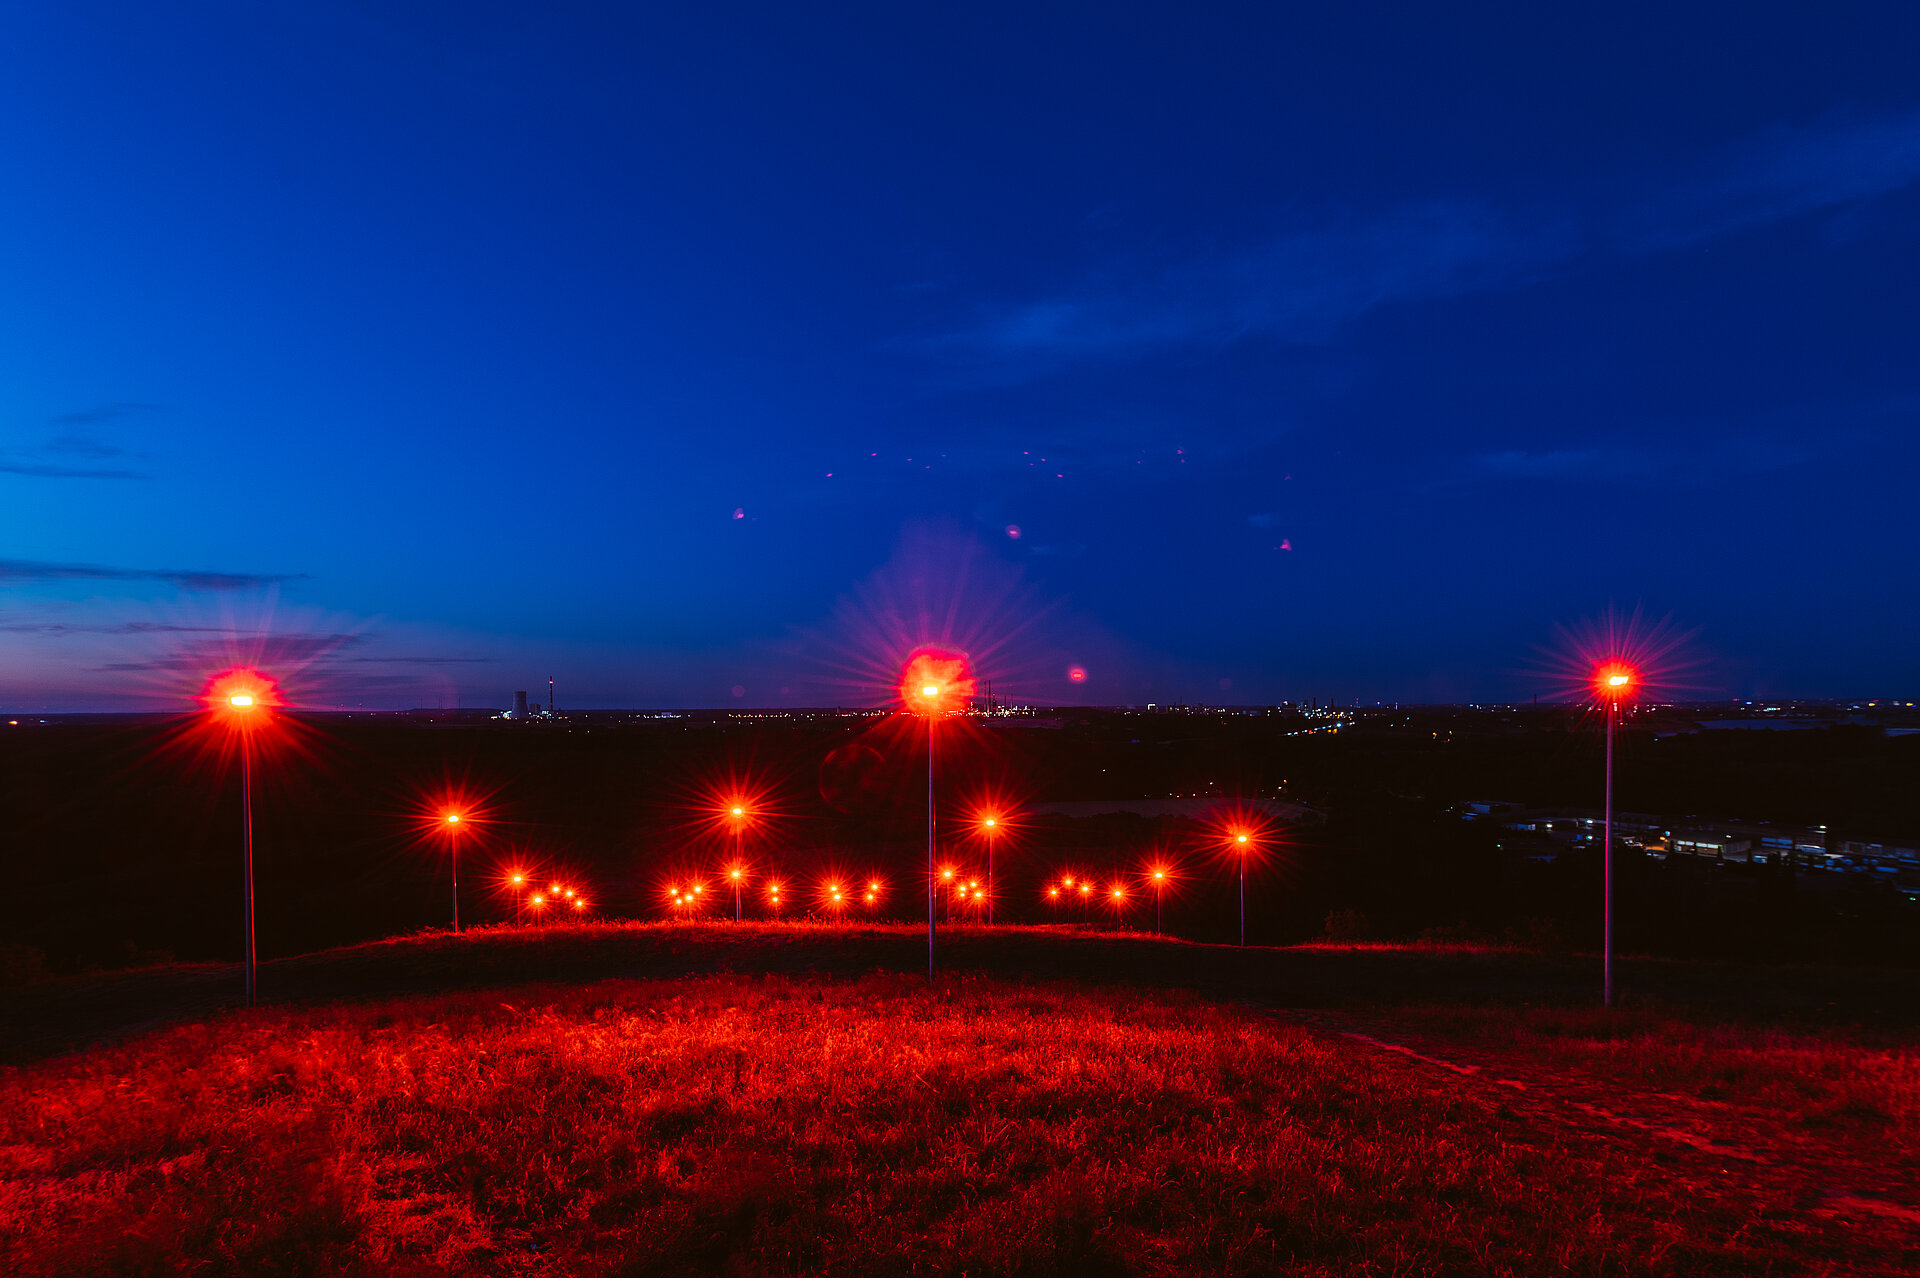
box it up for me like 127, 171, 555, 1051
7, 969, 1916, 1276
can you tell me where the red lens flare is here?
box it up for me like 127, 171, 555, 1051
1538, 606, 1701, 707
898, 647, 976, 715
1593, 662, 1639, 702
409, 784, 491, 846
1207, 804, 1278, 867
1142, 859, 1181, 891
200, 668, 283, 718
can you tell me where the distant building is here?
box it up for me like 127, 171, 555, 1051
512, 691, 529, 719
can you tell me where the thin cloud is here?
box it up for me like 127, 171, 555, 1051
91, 631, 364, 672
1440, 428, 1839, 490
0, 621, 241, 635
0, 558, 304, 591
932, 109, 1920, 367
47, 402, 165, 426
0, 460, 146, 479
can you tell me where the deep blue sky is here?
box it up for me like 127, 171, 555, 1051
4, 2, 1918, 710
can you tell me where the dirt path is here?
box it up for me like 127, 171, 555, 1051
1278, 1006, 1920, 1240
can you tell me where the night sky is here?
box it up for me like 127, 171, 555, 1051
4, 3, 1918, 711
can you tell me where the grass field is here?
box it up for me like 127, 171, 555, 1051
1379, 1003, 1920, 1160
5, 964, 1919, 1276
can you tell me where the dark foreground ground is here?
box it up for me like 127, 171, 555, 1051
6, 922, 1920, 1067
4, 926, 1918, 1275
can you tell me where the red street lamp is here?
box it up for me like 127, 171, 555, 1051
1230, 831, 1254, 947
726, 802, 748, 922
441, 812, 467, 932
1594, 662, 1638, 1008
899, 647, 976, 976
204, 669, 278, 1009
978, 814, 1004, 925
1149, 865, 1169, 936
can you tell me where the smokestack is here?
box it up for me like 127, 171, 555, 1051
549, 676, 554, 714
513, 691, 529, 719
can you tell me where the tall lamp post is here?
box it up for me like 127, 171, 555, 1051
1151, 866, 1167, 936
980, 815, 1000, 925
921, 681, 940, 974
207, 669, 276, 1010
1234, 832, 1251, 947
1596, 664, 1636, 1008
728, 804, 746, 922
899, 646, 975, 976
233, 693, 259, 1007
443, 812, 465, 931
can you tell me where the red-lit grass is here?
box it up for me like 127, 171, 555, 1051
4, 972, 1913, 1275
1376, 1002, 1920, 1162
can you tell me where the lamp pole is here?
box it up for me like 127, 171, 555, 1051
927, 706, 936, 976
731, 807, 745, 923
241, 724, 256, 1007
1235, 833, 1250, 947
983, 818, 998, 926
1604, 693, 1616, 1009
443, 814, 463, 932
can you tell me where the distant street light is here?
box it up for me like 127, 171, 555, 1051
727, 803, 748, 922
979, 815, 1002, 925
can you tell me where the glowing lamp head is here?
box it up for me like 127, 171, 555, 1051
1112, 889, 1124, 900
731, 869, 742, 880
1080, 883, 1091, 896
983, 817, 997, 828
511, 874, 525, 885
205, 668, 279, 719
898, 647, 976, 713
731, 805, 745, 817
531, 895, 544, 906
1236, 833, 1250, 844
1049, 887, 1059, 898
444, 813, 461, 825
1153, 870, 1165, 881
1593, 662, 1639, 701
